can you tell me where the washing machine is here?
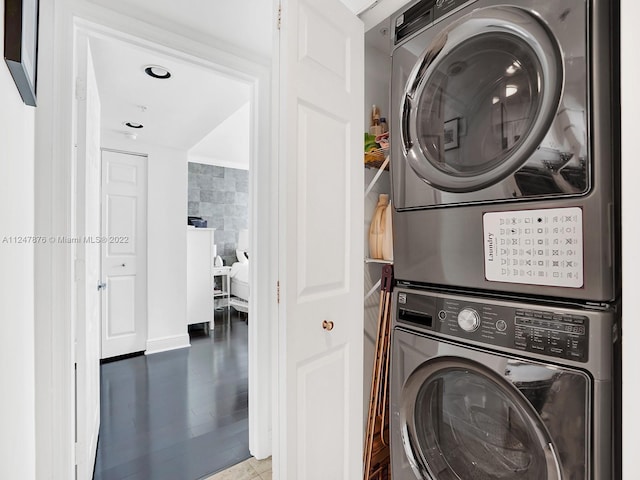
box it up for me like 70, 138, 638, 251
390, 0, 620, 302
390, 287, 619, 479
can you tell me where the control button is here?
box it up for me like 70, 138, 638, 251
542, 312, 553, 320
571, 315, 586, 325
516, 309, 526, 317
496, 320, 507, 332
533, 311, 544, 319
457, 308, 481, 332
438, 310, 447, 320
568, 351, 583, 360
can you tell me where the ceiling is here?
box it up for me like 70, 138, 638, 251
88, 0, 274, 60
90, 35, 251, 157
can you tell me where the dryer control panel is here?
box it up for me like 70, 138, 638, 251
397, 291, 589, 362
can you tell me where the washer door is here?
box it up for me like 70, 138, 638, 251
400, 357, 562, 480
401, 6, 563, 193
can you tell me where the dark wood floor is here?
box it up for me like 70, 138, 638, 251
93, 312, 250, 480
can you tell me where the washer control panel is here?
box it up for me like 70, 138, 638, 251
397, 291, 589, 362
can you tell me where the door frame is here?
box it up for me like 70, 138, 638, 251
34, 3, 276, 477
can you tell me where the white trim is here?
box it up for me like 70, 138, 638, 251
247, 33, 276, 459
145, 334, 191, 355
35, 1, 77, 476
269, 0, 282, 472
35, 2, 276, 477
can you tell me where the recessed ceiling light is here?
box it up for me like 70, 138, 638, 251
125, 122, 144, 129
144, 65, 172, 79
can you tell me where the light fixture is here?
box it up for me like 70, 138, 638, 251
506, 85, 518, 97
124, 121, 144, 129
492, 96, 500, 105
144, 65, 172, 79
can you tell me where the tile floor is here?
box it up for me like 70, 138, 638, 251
203, 457, 272, 480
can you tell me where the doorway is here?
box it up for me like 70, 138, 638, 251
68, 16, 273, 479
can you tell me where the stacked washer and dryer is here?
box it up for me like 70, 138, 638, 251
387, 0, 621, 479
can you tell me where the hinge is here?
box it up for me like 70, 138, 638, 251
277, 3, 281, 30
75, 77, 86, 101
277, 280, 280, 304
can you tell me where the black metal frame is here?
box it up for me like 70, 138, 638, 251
4, 0, 39, 106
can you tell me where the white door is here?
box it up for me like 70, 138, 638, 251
101, 150, 148, 359
74, 35, 102, 479
276, 1, 364, 478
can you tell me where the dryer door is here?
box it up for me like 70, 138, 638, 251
400, 6, 563, 193
400, 356, 563, 480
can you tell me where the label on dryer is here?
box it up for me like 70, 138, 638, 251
483, 207, 584, 288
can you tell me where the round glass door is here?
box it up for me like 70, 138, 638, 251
400, 357, 562, 480
401, 6, 563, 192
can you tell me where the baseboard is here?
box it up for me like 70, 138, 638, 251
145, 334, 191, 355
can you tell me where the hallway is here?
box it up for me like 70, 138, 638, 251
94, 312, 249, 480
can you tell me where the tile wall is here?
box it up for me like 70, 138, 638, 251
188, 162, 249, 266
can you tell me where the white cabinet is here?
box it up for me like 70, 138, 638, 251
187, 228, 215, 329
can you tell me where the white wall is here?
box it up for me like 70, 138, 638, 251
146, 145, 189, 351
621, 0, 638, 477
0, 0, 36, 476
102, 136, 189, 353
189, 101, 251, 170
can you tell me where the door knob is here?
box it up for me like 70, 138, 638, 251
97, 282, 107, 291
322, 320, 334, 331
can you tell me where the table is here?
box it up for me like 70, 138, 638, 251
213, 266, 232, 326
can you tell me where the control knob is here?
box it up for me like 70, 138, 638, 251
457, 308, 481, 332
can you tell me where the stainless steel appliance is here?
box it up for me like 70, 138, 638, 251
390, 287, 619, 479
390, 0, 619, 302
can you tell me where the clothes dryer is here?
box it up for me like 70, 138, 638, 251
390, 0, 619, 302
